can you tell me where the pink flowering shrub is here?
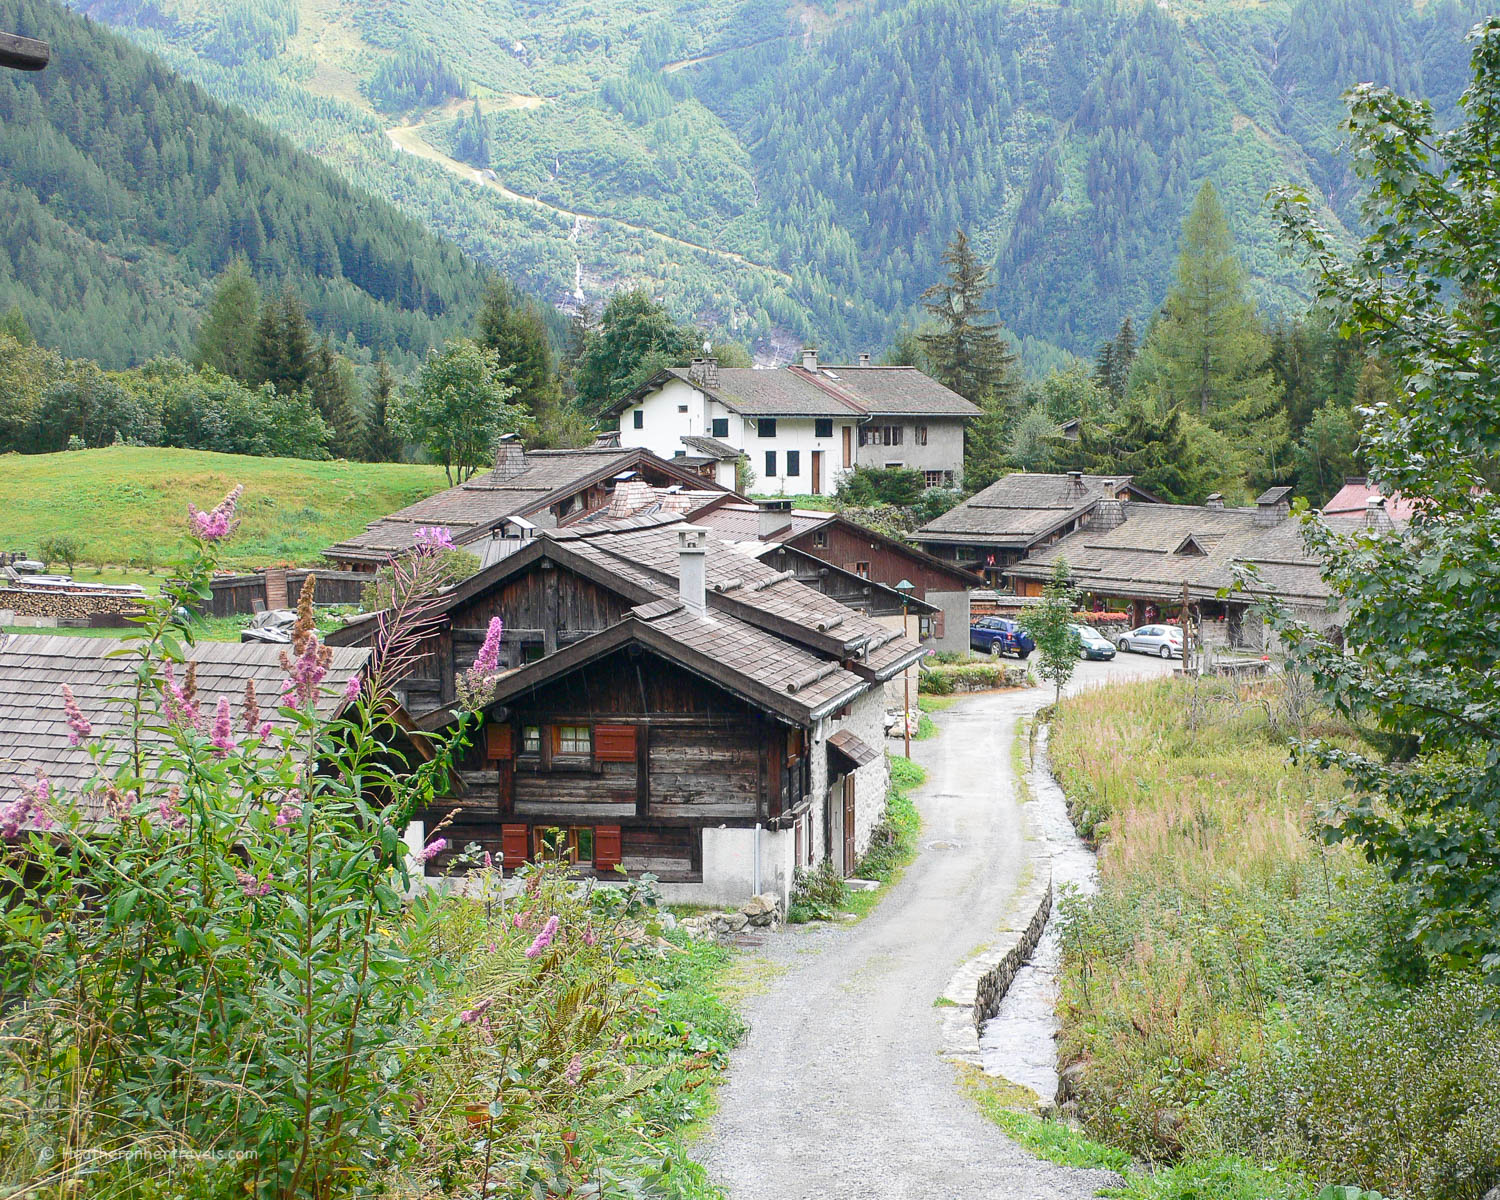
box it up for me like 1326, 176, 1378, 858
0, 484, 485, 1199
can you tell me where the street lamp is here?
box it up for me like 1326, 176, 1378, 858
0, 32, 49, 71
895, 579, 915, 758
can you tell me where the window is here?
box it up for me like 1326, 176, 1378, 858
812, 529, 828, 548
677, 404, 688, 413
633, 409, 643, 429
522, 725, 541, 755
815, 418, 833, 438
915, 425, 928, 446
786, 450, 800, 477
712, 417, 729, 439
765, 450, 777, 478
757, 418, 777, 438
924, 470, 945, 489
553, 724, 592, 757
854, 561, 870, 579
521, 643, 545, 664
861, 425, 905, 447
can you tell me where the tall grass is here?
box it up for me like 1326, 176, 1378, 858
1050, 677, 1500, 1199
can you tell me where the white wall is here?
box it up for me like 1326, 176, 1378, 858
656, 825, 796, 908
617, 377, 854, 496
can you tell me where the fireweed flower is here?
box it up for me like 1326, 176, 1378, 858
186, 484, 243, 543
565, 1054, 582, 1086
274, 797, 301, 828
416, 837, 447, 863
413, 526, 456, 552
162, 661, 199, 730
240, 680, 261, 734
209, 698, 236, 757
234, 867, 272, 897
60, 685, 92, 746
473, 617, 504, 675
0, 795, 29, 839
525, 915, 560, 959
342, 674, 361, 703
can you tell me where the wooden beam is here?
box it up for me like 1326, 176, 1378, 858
0, 32, 49, 71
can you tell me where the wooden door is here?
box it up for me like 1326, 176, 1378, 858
841, 425, 852, 468
843, 774, 856, 875
811, 450, 823, 494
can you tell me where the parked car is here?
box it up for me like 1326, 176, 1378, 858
1117, 623, 1182, 658
1069, 623, 1117, 661
970, 616, 1035, 659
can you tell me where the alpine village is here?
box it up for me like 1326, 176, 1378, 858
1, 3, 1498, 1199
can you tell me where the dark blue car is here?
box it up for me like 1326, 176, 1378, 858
969, 616, 1035, 659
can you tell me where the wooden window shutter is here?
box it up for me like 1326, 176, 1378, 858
594, 723, 637, 762
501, 824, 529, 867
485, 722, 513, 761
594, 825, 622, 872
934, 610, 945, 638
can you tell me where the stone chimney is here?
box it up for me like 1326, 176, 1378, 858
677, 525, 708, 615
801, 347, 818, 372
858, 352, 871, 366
1254, 486, 1292, 526
607, 479, 653, 517
1365, 496, 1389, 531
757, 498, 793, 540
1205, 493, 1224, 510
493, 434, 528, 480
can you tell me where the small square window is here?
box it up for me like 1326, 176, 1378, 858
757, 418, 777, 438
854, 561, 870, 579
915, 425, 928, 446
523, 725, 541, 754
574, 826, 594, 862
632, 410, 643, 429
765, 450, 777, 478
678, 404, 688, 413
924, 470, 944, 489
814, 418, 833, 438
786, 450, 800, 477
813, 529, 828, 548
555, 724, 591, 756
712, 417, 729, 439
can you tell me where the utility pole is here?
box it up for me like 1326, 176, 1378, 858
895, 579, 916, 757
0, 31, 49, 71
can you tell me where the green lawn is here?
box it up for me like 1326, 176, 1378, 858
0, 447, 447, 572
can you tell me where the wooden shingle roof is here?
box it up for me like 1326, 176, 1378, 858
0, 635, 369, 824
917, 473, 1138, 547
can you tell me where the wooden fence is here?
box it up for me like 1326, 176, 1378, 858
205, 569, 369, 619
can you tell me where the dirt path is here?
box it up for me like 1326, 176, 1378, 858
702, 657, 1173, 1199
383, 123, 793, 281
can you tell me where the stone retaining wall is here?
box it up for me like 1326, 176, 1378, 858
971, 880, 1053, 1031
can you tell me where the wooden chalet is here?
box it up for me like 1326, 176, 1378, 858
328, 517, 922, 905
322, 440, 734, 571
915, 471, 1157, 586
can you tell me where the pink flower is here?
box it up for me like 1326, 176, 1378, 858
240, 680, 261, 734
564, 1054, 582, 1086
342, 674, 361, 703
460, 997, 493, 1025
417, 837, 447, 864
161, 662, 199, 730
187, 484, 243, 543
234, 867, 272, 897
278, 637, 331, 710
0, 776, 47, 838
473, 617, 504, 676
61, 685, 92, 746
512, 910, 528, 929
274, 798, 301, 829
209, 697, 236, 757
525, 915, 559, 959
157, 786, 187, 831
258, 721, 273, 740
413, 526, 456, 552
582, 927, 597, 947
482, 850, 493, 870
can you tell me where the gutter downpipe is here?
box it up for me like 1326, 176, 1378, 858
754, 823, 762, 896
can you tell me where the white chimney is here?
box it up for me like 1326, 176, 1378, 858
1365, 496, 1387, 529
1205, 493, 1224, 510
757, 498, 793, 539
801, 347, 818, 372
677, 525, 708, 615
858, 352, 871, 366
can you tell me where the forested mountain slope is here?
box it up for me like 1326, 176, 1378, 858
0, 0, 487, 367
56, 0, 1492, 361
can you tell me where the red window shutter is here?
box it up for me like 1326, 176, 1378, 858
594, 825, 622, 872
934, 610, 945, 638
486, 723, 513, 760
501, 823, 529, 867
594, 724, 637, 762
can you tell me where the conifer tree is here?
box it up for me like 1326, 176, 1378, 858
1095, 316, 1136, 401
251, 287, 314, 398
917, 230, 1015, 405
0, 306, 33, 346
361, 355, 403, 462
475, 279, 565, 442
193, 258, 261, 383
308, 336, 361, 449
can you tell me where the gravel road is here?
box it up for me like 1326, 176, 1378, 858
701, 656, 1175, 1200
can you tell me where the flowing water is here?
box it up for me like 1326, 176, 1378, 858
978, 724, 1098, 1102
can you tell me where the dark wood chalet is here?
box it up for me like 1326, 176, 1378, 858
329, 517, 921, 905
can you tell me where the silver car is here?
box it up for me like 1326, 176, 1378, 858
1117, 623, 1182, 658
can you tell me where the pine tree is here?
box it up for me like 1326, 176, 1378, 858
475, 279, 566, 442
193, 257, 260, 382
251, 286, 314, 397
308, 336, 360, 449
0, 306, 33, 346
917, 230, 1015, 405
361, 354, 403, 462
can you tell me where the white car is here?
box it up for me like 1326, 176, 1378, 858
1117, 624, 1183, 659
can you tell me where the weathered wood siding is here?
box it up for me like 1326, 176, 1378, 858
646, 724, 760, 820
449, 563, 633, 670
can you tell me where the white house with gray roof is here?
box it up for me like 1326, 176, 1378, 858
610, 350, 980, 496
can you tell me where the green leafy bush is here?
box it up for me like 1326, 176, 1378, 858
787, 860, 849, 923
919, 662, 1025, 693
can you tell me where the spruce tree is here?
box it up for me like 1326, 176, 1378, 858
475, 279, 565, 442
361, 355, 403, 462
194, 257, 260, 383
917, 230, 1015, 405
309, 336, 361, 449
251, 287, 314, 398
